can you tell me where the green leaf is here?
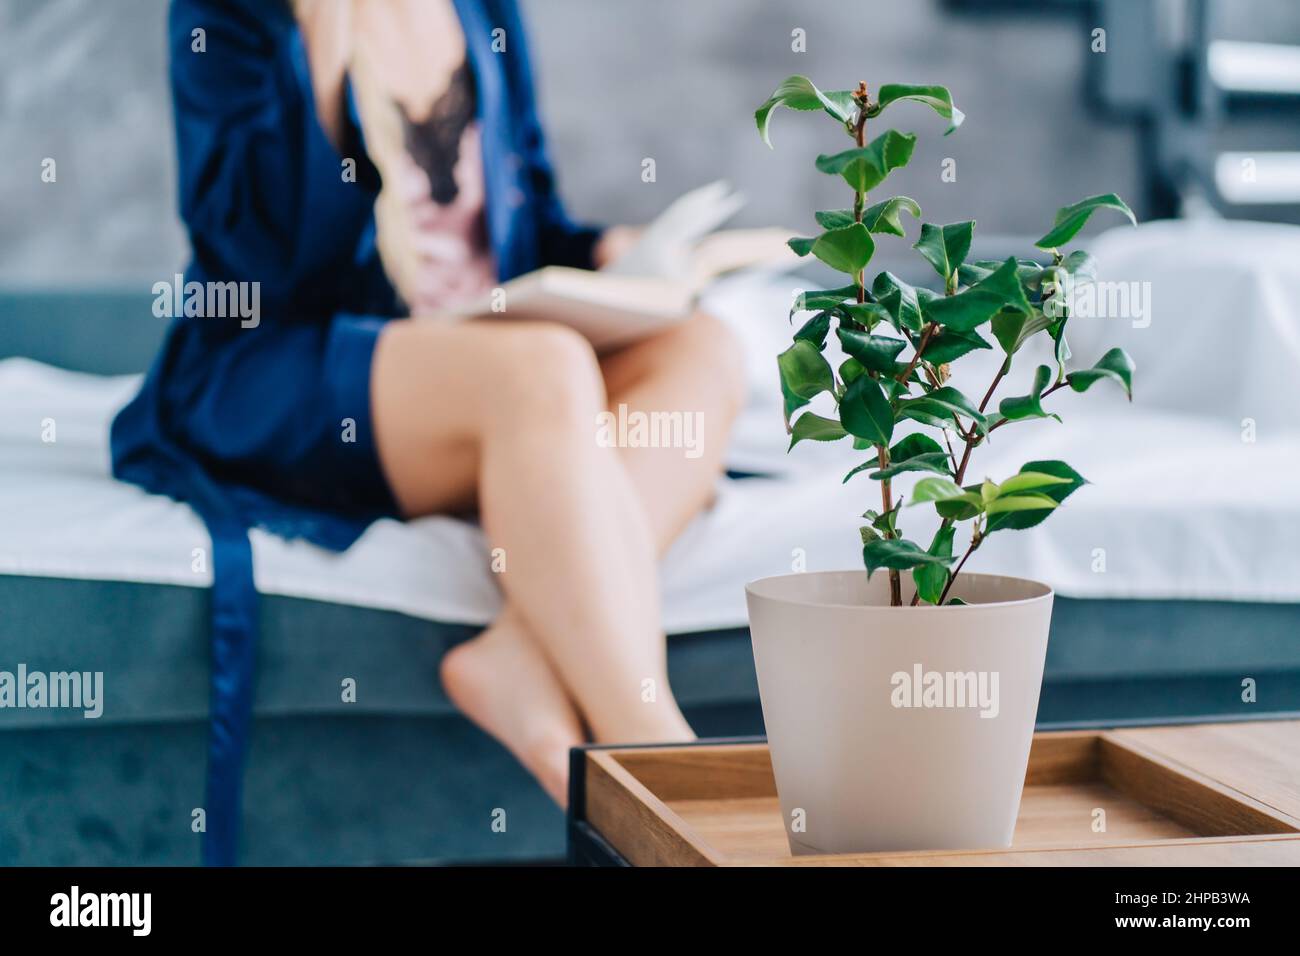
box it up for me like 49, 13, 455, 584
898, 385, 987, 433
1034, 193, 1137, 249
947, 597, 969, 606
861, 196, 922, 236
862, 537, 956, 577
839, 357, 865, 387
1059, 250, 1097, 282
984, 493, 1060, 515
814, 209, 856, 230
998, 364, 1061, 423
995, 471, 1073, 496
869, 505, 902, 538
889, 432, 947, 461
919, 327, 992, 365
835, 328, 907, 373
934, 490, 985, 521
790, 223, 876, 276
913, 525, 956, 605
791, 285, 858, 316
867, 452, 950, 481
909, 476, 967, 503
882, 374, 913, 402
864, 433, 951, 480
871, 271, 924, 333
895, 405, 956, 431
839, 375, 894, 445
817, 197, 923, 238
755, 75, 855, 148
913, 221, 975, 283
1056, 319, 1077, 371
956, 260, 998, 286
787, 236, 816, 256
921, 257, 1032, 332
990, 311, 1024, 356
980, 479, 1000, 509
778, 340, 834, 399
957, 257, 1043, 290
777, 340, 834, 424
984, 460, 1087, 534
843, 459, 877, 484
869, 83, 964, 134
779, 382, 805, 425
1067, 347, 1135, 400
833, 301, 894, 330
788, 412, 847, 449
793, 311, 832, 350
815, 130, 917, 194
991, 307, 1052, 356
916, 286, 942, 309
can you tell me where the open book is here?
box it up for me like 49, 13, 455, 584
446, 182, 798, 350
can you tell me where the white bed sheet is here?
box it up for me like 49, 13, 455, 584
3, 231, 1300, 630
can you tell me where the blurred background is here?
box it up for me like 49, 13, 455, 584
4, 0, 1300, 283
2, 0, 1299, 867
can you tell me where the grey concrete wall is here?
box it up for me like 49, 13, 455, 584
530, 0, 1143, 246
0, 0, 185, 282
0, 0, 1162, 283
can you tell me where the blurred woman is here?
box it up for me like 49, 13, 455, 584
112, 0, 744, 826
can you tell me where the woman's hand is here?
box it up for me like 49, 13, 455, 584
598, 181, 744, 278
593, 226, 644, 270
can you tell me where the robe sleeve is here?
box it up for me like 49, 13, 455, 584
169, 0, 377, 312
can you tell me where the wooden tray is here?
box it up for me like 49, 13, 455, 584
575, 722, 1300, 866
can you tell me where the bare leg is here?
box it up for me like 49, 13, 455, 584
439, 605, 581, 804
372, 315, 744, 803
437, 314, 745, 803
599, 311, 747, 554
371, 321, 693, 766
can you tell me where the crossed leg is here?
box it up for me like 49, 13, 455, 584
369, 313, 745, 803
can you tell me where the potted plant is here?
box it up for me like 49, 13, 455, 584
746, 76, 1136, 855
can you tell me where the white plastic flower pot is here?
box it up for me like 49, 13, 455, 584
745, 570, 1053, 856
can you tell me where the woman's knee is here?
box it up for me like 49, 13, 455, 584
486, 321, 606, 424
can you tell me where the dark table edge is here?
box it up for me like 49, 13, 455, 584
565, 710, 1300, 866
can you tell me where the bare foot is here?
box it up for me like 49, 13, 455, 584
592, 694, 697, 745
439, 608, 585, 807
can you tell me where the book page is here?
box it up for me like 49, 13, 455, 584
688, 228, 800, 290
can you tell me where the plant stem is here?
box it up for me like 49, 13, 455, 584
852, 81, 869, 305
853, 81, 902, 606
940, 369, 1071, 602
983, 379, 1069, 437
951, 364, 1008, 489
978, 366, 1006, 417
875, 446, 903, 606
938, 534, 981, 605
896, 322, 937, 385
941, 425, 959, 472
952, 364, 1006, 486
938, 365, 1010, 602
